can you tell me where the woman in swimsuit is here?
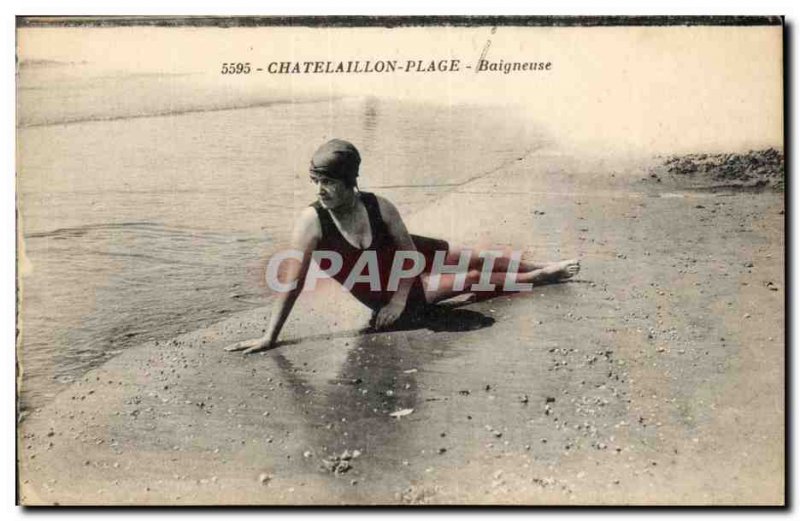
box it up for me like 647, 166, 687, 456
226, 139, 580, 354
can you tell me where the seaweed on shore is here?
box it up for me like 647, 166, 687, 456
653, 148, 784, 191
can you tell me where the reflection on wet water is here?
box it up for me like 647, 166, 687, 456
267, 306, 494, 489
362, 96, 379, 136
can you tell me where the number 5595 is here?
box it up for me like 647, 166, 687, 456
221, 63, 251, 74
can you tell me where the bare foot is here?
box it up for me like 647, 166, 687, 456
543, 259, 580, 281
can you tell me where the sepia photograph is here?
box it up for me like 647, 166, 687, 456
15, 16, 785, 505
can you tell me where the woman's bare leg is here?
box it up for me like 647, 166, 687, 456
444, 246, 564, 274
422, 259, 580, 304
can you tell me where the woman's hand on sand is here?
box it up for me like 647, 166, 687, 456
374, 300, 405, 330
224, 337, 275, 355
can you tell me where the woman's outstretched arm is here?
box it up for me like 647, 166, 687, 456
225, 208, 321, 354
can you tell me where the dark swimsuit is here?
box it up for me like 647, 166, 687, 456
311, 192, 449, 326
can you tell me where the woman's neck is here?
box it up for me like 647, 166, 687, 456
329, 190, 359, 218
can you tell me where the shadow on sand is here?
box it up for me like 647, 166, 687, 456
267, 306, 495, 352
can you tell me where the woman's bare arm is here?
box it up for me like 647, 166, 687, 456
225, 207, 320, 354
374, 195, 418, 329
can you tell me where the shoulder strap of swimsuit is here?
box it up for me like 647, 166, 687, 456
359, 192, 390, 241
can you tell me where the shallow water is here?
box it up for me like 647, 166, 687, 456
17, 64, 547, 411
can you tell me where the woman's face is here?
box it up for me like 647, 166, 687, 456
310, 173, 351, 209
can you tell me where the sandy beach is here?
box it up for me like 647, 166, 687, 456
17, 147, 784, 505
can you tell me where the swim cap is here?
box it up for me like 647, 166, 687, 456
309, 139, 361, 184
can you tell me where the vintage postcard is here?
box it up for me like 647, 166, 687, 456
15, 16, 785, 505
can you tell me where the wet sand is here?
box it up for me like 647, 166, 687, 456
18, 150, 785, 505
